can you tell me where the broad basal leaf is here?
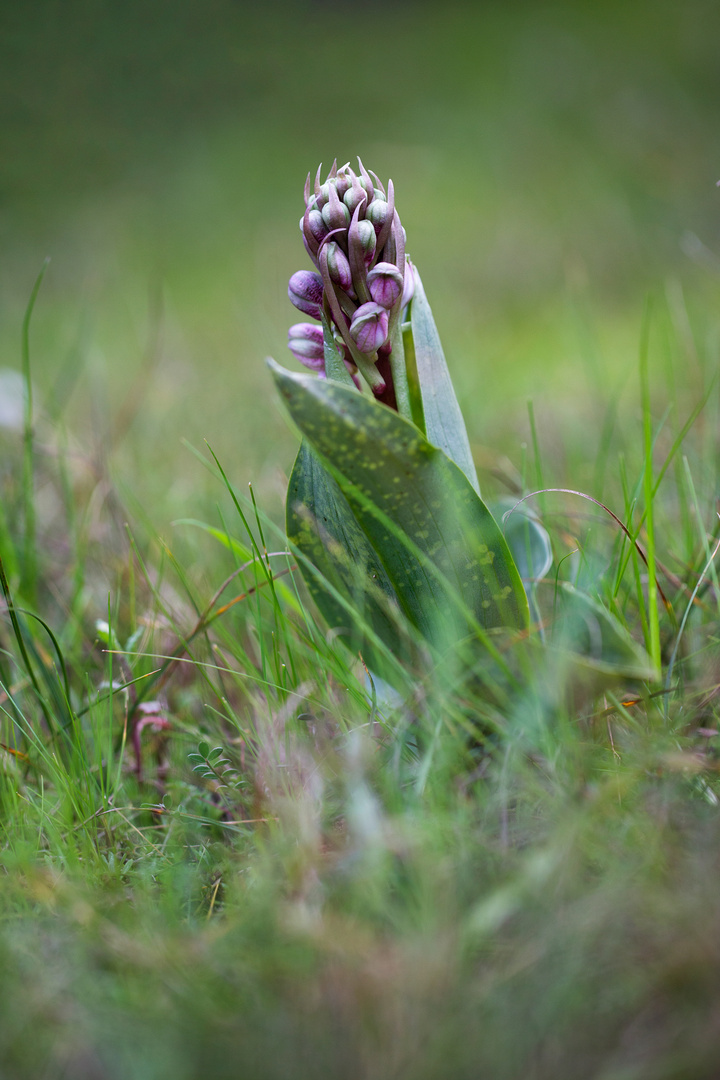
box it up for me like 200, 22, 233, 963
287, 439, 416, 672
408, 270, 480, 495
270, 360, 529, 648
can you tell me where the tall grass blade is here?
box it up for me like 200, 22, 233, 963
20, 258, 50, 606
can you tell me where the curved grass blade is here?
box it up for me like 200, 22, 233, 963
493, 497, 553, 584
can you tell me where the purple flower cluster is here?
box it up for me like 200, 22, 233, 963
287, 159, 415, 399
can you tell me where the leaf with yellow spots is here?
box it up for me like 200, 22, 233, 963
270, 360, 529, 651
287, 440, 418, 676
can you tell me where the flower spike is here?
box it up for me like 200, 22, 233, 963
285, 158, 410, 398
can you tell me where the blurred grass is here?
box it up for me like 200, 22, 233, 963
2, 5, 720, 1075
2, 0, 719, 523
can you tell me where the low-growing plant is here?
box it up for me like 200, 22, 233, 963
271, 159, 655, 693
1, 155, 720, 1080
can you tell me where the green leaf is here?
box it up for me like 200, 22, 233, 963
407, 269, 480, 494
492, 497, 553, 583
552, 584, 657, 680
287, 439, 415, 671
270, 360, 529, 648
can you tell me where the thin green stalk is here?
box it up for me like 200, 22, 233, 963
401, 319, 425, 433
20, 259, 50, 606
615, 377, 714, 592
0, 549, 54, 732
640, 298, 661, 675
388, 320, 413, 422
618, 455, 648, 648
527, 399, 545, 514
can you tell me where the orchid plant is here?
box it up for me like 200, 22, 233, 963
269, 159, 652, 685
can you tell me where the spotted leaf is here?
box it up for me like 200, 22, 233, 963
270, 360, 529, 648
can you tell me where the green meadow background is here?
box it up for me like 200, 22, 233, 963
3, 0, 719, 526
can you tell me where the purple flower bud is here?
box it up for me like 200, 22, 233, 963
306, 206, 328, 245
288, 322, 325, 371
288, 270, 324, 320
354, 219, 377, 267
321, 185, 351, 233
334, 168, 352, 200
343, 173, 368, 216
324, 242, 352, 292
349, 302, 389, 355
367, 262, 404, 309
401, 257, 416, 309
365, 198, 390, 235
302, 207, 328, 255
347, 206, 374, 305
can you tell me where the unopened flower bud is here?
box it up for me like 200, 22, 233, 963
401, 257, 416, 309
303, 207, 328, 253
354, 219, 377, 267
334, 169, 352, 200
344, 174, 368, 216
324, 242, 352, 292
321, 185, 351, 234
367, 262, 404, 309
288, 270, 324, 320
288, 323, 325, 371
365, 198, 390, 235
349, 302, 389, 354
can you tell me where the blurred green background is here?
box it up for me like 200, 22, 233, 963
2, 0, 719, 524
